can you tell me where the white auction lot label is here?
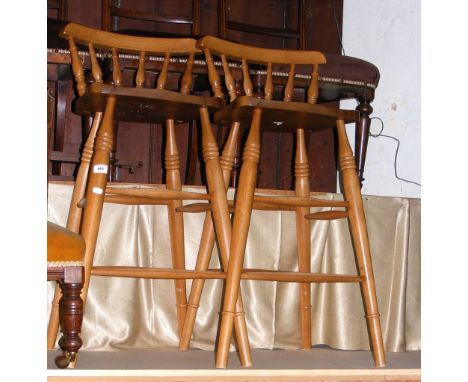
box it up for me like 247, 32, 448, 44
93, 164, 108, 173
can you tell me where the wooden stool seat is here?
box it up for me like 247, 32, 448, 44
214, 96, 358, 132
76, 84, 224, 124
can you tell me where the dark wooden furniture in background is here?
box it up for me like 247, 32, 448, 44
102, 0, 201, 36
47, 221, 85, 369
101, 0, 204, 183
47, 0, 377, 190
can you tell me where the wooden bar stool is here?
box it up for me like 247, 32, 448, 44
46, 23, 251, 366
190, 36, 386, 368
47, 221, 85, 368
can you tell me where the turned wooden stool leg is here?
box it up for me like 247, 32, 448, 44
295, 128, 312, 349
79, 97, 116, 306
216, 108, 262, 368
165, 118, 187, 336
67, 113, 104, 232
336, 119, 386, 368
180, 123, 251, 360
180, 122, 241, 347
196, 110, 252, 367
47, 112, 103, 350
55, 267, 84, 369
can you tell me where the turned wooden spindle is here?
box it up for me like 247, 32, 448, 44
284, 64, 295, 102
157, 52, 170, 90
204, 48, 224, 98
336, 119, 386, 368
307, 64, 319, 104
111, 48, 122, 87
264, 62, 273, 101
69, 37, 86, 96
241, 59, 253, 97
221, 54, 236, 102
165, 119, 187, 336
216, 108, 262, 368
135, 51, 145, 88
88, 43, 103, 83
180, 52, 194, 95
294, 128, 312, 349
47, 112, 103, 350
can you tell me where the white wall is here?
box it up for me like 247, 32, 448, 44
340, 0, 421, 198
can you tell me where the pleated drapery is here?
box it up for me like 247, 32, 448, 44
47, 182, 420, 352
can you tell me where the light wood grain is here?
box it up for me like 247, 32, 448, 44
88, 43, 103, 83
180, 52, 195, 95
79, 97, 116, 308
264, 62, 273, 101
165, 119, 187, 337
135, 51, 145, 88
68, 37, 86, 96
216, 108, 262, 368
197, 109, 252, 366
157, 53, 170, 90
294, 128, 312, 349
197, 36, 326, 65
221, 54, 236, 102
336, 119, 386, 368
196, 36, 385, 370
61, 23, 199, 54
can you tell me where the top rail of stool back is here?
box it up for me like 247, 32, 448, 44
196, 35, 327, 104
60, 22, 200, 96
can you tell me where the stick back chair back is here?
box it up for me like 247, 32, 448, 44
192, 36, 386, 368
47, 24, 252, 367
197, 35, 356, 128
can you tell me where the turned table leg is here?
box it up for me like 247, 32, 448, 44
354, 97, 373, 187
54, 267, 84, 369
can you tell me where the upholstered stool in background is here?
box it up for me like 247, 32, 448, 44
47, 221, 85, 368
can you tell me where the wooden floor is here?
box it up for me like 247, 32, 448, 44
47, 347, 420, 381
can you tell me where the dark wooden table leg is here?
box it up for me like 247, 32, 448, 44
355, 97, 373, 187
54, 266, 84, 369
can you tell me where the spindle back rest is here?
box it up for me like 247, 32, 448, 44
196, 35, 326, 104
60, 23, 201, 97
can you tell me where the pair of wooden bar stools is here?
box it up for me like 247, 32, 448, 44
47, 23, 386, 369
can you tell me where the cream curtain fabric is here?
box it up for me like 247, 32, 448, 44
47, 182, 420, 352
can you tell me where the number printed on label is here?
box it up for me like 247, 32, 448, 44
93, 164, 108, 174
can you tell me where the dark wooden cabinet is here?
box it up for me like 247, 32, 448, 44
47, 0, 344, 192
